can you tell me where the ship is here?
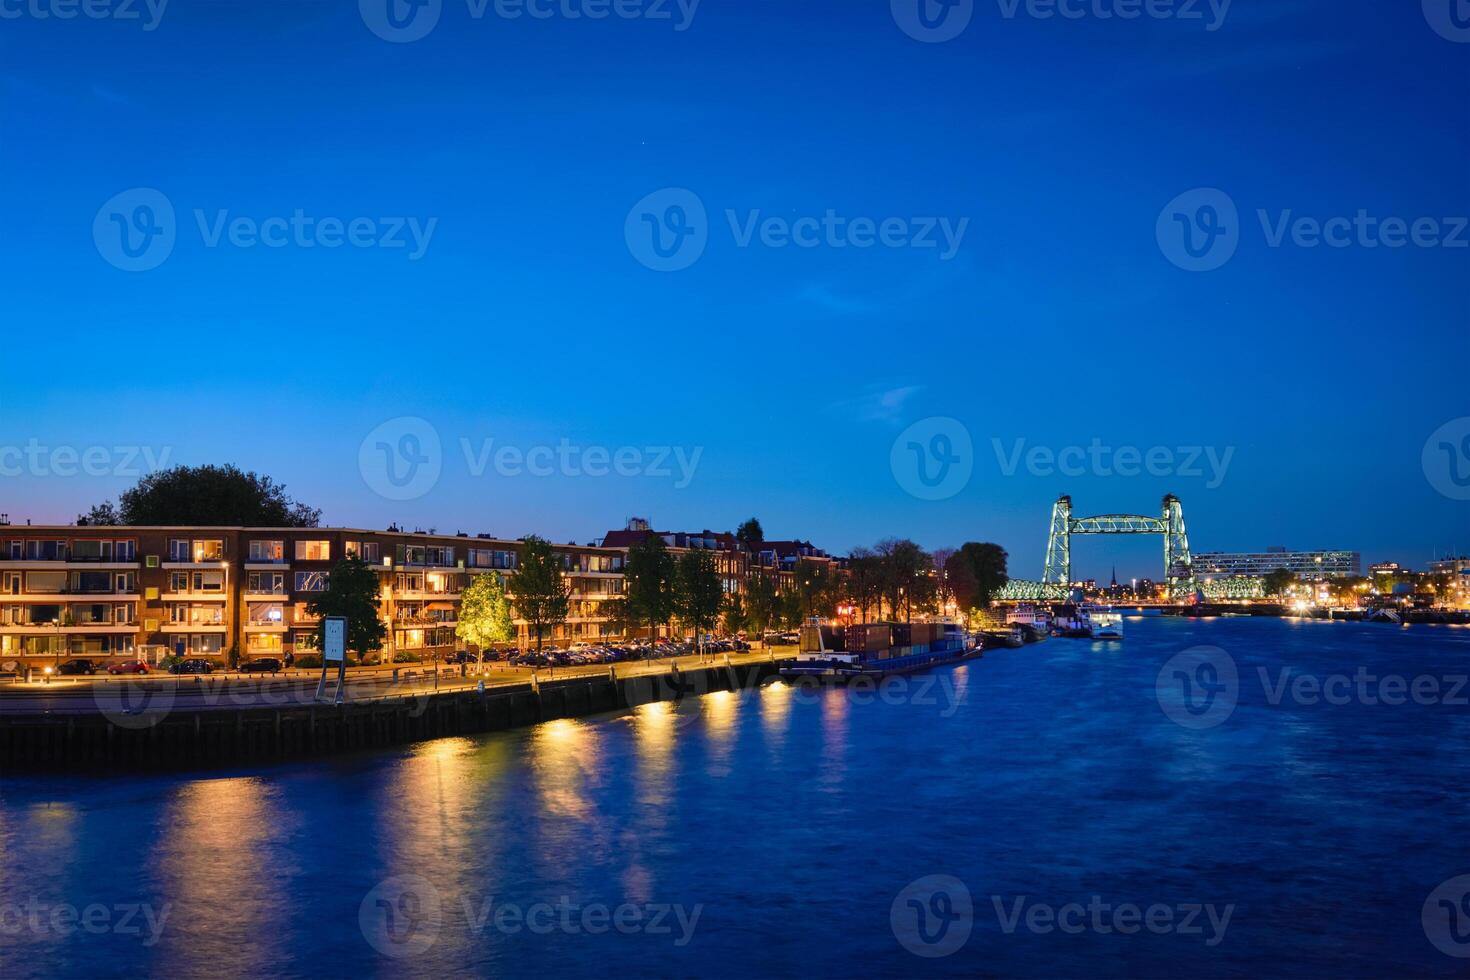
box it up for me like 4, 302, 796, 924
780, 621, 979, 680
1004, 605, 1052, 642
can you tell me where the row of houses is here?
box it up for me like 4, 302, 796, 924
0, 518, 835, 668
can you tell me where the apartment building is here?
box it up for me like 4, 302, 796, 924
1193, 547, 1361, 580
0, 526, 626, 669
597, 519, 838, 599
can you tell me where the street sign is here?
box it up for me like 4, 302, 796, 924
324, 617, 347, 663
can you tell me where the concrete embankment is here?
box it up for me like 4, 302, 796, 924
0, 661, 780, 772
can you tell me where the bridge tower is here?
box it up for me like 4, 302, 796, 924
1042, 495, 1072, 587
1161, 493, 1195, 595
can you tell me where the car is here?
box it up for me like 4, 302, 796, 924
57, 659, 98, 676
239, 658, 283, 674
168, 659, 215, 675
106, 660, 150, 675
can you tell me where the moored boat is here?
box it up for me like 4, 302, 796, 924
780, 622, 979, 680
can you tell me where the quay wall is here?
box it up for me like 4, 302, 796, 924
0, 662, 779, 772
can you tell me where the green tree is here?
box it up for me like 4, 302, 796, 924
745, 573, 778, 646
795, 559, 837, 619
85, 463, 321, 527
1262, 568, 1297, 597
953, 542, 1010, 609
456, 572, 515, 652
307, 556, 387, 661
510, 536, 571, 652
943, 550, 980, 616
876, 538, 931, 622
624, 534, 676, 641
722, 592, 748, 636
845, 547, 883, 623
777, 590, 805, 630
673, 550, 724, 654
735, 518, 764, 551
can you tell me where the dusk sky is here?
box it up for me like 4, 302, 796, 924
2, 0, 1466, 578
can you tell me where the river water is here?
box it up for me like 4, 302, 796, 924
2, 614, 1467, 978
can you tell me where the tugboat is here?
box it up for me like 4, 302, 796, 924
1005, 605, 1052, 642
1090, 609, 1124, 641
780, 621, 979, 680
1052, 604, 1094, 639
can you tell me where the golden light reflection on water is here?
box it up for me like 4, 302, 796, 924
702, 690, 739, 776
760, 680, 793, 748
156, 777, 284, 976
819, 687, 849, 791
530, 718, 602, 822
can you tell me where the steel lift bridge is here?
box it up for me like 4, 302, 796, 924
999, 494, 1197, 602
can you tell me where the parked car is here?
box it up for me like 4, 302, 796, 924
106, 660, 150, 675
239, 658, 283, 674
168, 659, 215, 675
57, 659, 98, 676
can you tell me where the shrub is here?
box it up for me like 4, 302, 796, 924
294, 655, 323, 669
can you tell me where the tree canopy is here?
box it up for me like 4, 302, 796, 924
624, 533, 676, 640
306, 557, 386, 659
735, 518, 764, 551
457, 572, 515, 651
510, 536, 571, 652
84, 464, 321, 527
673, 549, 725, 644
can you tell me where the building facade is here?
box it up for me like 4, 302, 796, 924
1193, 547, 1361, 580
0, 526, 626, 669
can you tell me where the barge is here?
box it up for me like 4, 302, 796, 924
780, 622, 980, 680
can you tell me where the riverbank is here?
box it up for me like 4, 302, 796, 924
0, 659, 782, 772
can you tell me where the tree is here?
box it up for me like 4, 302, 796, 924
875, 538, 930, 622
1262, 568, 1297, 597
673, 550, 724, 655
777, 590, 805, 630
745, 573, 778, 646
307, 556, 387, 661
510, 536, 571, 652
87, 464, 321, 527
953, 542, 1009, 609
845, 547, 883, 623
795, 559, 837, 619
722, 592, 748, 636
456, 572, 515, 652
624, 534, 676, 641
735, 518, 764, 551
944, 551, 980, 615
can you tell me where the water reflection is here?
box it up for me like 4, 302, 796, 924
154, 777, 288, 977
819, 688, 849, 792
759, 680, 793, 755
702, 690, 738, 777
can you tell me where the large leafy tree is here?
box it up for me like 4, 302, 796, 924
794, 559, 837, 619
673, 549, 724, 649
875, 538, 931, 622
85, 464, 321, 527
624, 534, 676, 641
456, 572, 515, 652
721, 592, 748, 636
306, 557, 386, 660
744, 573, 778, 645
1262, 568, 1297, 597
510, 536, 571, 652
952, 542, 1009, 609
735, 518, 764, 551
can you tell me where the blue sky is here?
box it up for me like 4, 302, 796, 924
1, 0, 1466, 578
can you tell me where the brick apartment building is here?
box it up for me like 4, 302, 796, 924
0, 525, 627, 670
